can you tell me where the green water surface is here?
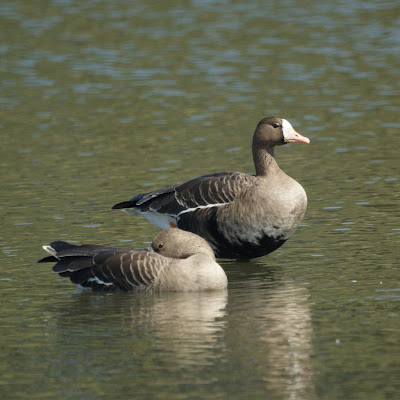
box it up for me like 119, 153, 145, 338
1, 1, 399, 399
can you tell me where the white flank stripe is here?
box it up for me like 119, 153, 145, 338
177, 202, 226, 217
87, 276, 114, 286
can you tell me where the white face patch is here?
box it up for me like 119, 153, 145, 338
281, 119, 295, 141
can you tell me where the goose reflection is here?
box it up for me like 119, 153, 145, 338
120, 290, 228, 366
47, 261, 315, 398
225, 259, 315, 399
260, 283, 314, 398
46, 289, 228, 371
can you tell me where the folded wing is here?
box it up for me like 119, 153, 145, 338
39, 241, 166, 291
113, 171, 255, 218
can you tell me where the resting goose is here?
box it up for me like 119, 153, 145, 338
39, 228, 228, 291
113, 117, 310, 259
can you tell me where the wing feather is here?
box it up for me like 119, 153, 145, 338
113, 172, 256, 217
41, 244, 168, 291
137, 172, 255, 214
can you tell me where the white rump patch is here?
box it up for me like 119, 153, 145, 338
122, 203, 226, 228
123, 208, 178, 229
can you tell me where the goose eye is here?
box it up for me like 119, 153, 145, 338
158, 243, 164, 249
273, 123, 280, 128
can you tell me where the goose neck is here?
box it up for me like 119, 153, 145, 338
252, 145, 277, 177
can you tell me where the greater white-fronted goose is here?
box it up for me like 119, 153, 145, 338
39, 228, 228, 291
113, 117, 310, 259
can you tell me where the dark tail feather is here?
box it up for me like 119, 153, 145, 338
38, 241, 118, 291
38, 241, 78, 263
52, 257, 94, 273
49, 241, 77, 252
38, 255, 58, 263
112, 200, 137, 209
112, 191, 150, 209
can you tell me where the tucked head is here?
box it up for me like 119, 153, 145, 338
152, 228, 216, 259
254, 117, 310, 147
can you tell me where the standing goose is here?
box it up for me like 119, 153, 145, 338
113, 117, 310, 259
39, 228, 227, 291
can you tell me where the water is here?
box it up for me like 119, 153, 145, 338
1, 0, 400, 398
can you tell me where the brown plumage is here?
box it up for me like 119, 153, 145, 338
113, 117, 310, 259
39, 229, 227, 291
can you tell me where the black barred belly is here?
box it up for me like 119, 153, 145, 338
177, 207, 286, 259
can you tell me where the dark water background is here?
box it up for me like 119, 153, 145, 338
1, 1, 399, 399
